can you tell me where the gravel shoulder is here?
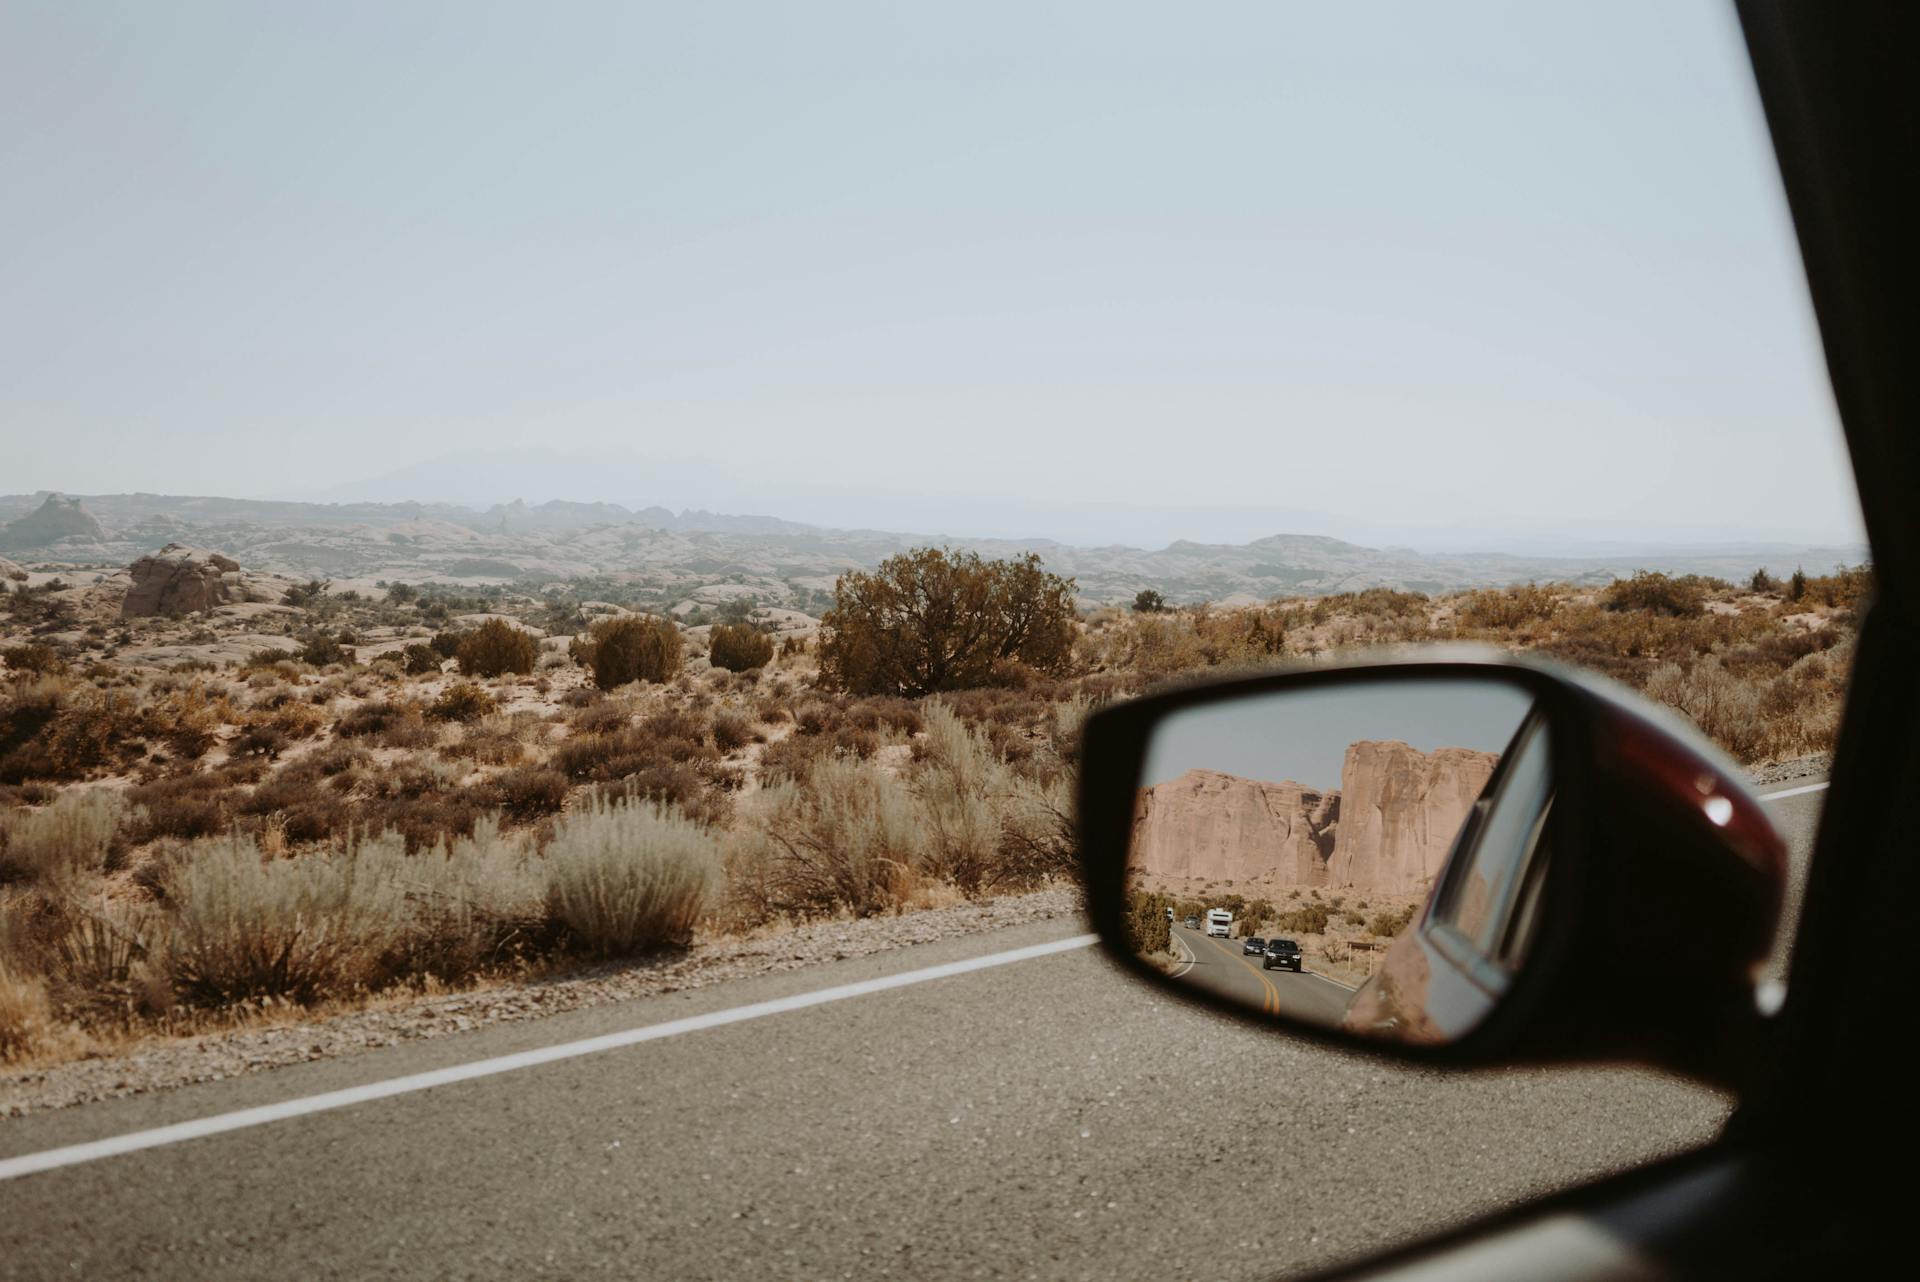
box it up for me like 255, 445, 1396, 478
1, 886, 1082, 1119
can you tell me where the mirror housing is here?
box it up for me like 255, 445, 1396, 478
1076, 653, 1787, 1089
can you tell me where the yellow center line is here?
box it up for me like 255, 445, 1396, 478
1202, 931, 1281, 1015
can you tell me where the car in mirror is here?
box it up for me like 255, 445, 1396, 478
1075, 653, 1789, 1088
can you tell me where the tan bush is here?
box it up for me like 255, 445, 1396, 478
430, 682, 498, 723
395, 821, 545, 982
161, 834, 411, 1005
1644, 659, 1766, 760
541, 795, 719, 955
1458, 584, 1558, 630
456, 619, 538, 678
0, 788, 127, 885
731, 757, 926, 919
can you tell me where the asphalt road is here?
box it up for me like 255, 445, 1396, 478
0, 784, 1825, 1281
1169, 925, 1354, 1026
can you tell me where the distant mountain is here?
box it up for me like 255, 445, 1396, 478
0, 488, 1870, 609
0, 494, 109, 549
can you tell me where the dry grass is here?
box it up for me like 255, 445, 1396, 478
0, 788, 127, 885
542, 795, 720, 956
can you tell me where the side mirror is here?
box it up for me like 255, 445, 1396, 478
1075, 654, 1787, 1088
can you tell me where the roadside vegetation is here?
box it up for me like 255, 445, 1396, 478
0, 548, 1867, 1064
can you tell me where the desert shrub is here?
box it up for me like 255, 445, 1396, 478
1124, 890, 1174, 953
577, 616, 682, 689
441, 714, 536, 766
229, 723, 289, 760
261, 699, 327, 741
429, 629, 467, 658
2, 644, 68, 676
708, 624, 774, 673
1368, 905, 1418, 937
1799, 563, 1874, 610
430, 682, 498, 723
819, 548, 1076, 696
242, 648, 302, 670
298, 631, 353, 667
485, 766, 570, 818
129, 772, 238, 842
334, 698, 433, 748
1274, 902, 1331, 934
402, 643, 443, 675
0, 679, 143, 783
161, 834, 411, 1005
1644, 658, 1766, 759
540, 795, 720, 956
457, 619, 538, 678
1603, 572, 1706, 618
0, 788, 127, 885
1748, 568, 1776, 593
389, 822, 546, 982
841, 696, 925, 736
1132, 589, 1166, 614
731, 757, 926, 919
1458, 584, 1558, 630
712, 709, 755, 752
0, 963, 56, 1064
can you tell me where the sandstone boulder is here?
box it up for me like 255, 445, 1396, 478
120, 544, 262, 617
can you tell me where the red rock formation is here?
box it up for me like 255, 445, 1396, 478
1131, 741, 1497, 895
1131, 769, 1338, 886
1324, 741, 1496, 893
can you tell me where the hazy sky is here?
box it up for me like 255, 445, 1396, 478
0, 1, 1865, 548
1142, 680, 1534, 791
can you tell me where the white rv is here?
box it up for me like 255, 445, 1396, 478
1205, 908, 1232, 939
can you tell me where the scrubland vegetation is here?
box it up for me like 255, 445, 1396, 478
0, 548, 1868, 1064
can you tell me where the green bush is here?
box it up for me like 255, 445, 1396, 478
298, 632, 352, 666
578, 616, 682, 690
708, 623, 774, 673
402, 643, 443, 675
819, 548, 1077, 696
457, 619, 538, 678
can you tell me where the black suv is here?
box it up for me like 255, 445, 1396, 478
1242, 937, 1266, 956
1262, 938, 1302, 972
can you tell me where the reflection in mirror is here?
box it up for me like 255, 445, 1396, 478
1123, 679, 1553, 1046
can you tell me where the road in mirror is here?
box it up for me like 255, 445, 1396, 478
1124, 678, 1555, 1045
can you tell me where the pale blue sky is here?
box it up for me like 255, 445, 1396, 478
0, 1, 1865, 549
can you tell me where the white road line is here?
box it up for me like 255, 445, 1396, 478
0, 932, 1099, 1184
1758, 780, 1829, 801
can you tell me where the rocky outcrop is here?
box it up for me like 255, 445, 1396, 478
1131, 740, 1497, 895
1132, 769, 1339, 886
0, 555, 25, 587
120, 544, 269, 617
0, 495, 107, 549
1326, 742, 1497, 893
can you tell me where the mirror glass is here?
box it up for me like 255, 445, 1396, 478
1123, 678, 1555, 1045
